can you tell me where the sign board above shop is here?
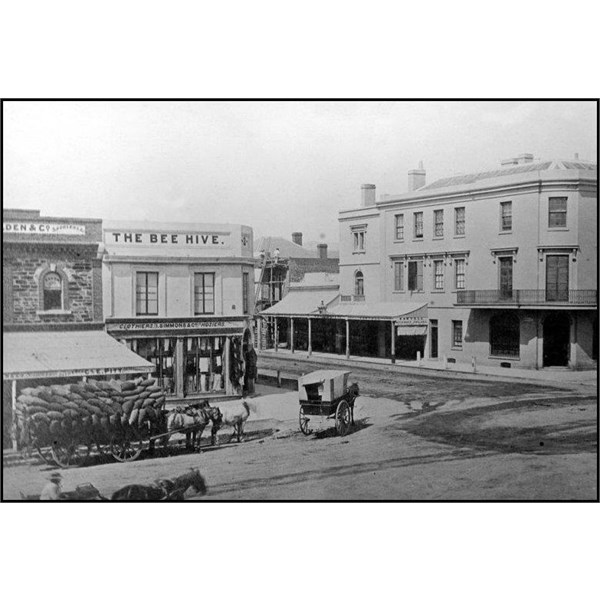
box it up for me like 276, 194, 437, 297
3, 222, 86, 235
106, 231, 230, 247
106, 319, 247, 335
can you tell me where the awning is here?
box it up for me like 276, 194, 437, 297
260, 290, 339, 317
328, 302, 427, 321
3, 330, 155, 380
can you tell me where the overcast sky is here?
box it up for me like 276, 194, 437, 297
3, 100, 596, 246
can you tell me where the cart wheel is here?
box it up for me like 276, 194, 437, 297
51, 441, 90, 468
299, 406, 312, 435
36, 446, 54, 465
335, 400, 351, 437
110, 430, 143, 463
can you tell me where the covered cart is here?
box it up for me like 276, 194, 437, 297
298, 370, 359, 436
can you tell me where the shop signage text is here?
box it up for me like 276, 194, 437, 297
3, 222, 86, 235
108, 232, 227, 246
394, 317, 428, 326
108, 320, 242, 332
5, 366, 153, 380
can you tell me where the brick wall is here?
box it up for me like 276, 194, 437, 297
4, 247, 101, 325
288, 258, 339, 283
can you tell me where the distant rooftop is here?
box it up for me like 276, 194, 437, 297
420, 159, 597, 191
255, 236, 339, 259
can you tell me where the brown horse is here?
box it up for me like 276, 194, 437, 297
166, 403, 222, 452
111, 469, 207, 501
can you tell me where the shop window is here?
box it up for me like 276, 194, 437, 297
455, 207, 465, 236
433, 260, 444, 290
194, 273, 215, 314
434, 210, 444, 237
455, 259, 466, 290
452, 320, 463, 348
354, 271, 364, 296
548, 197, 567, 228
408, 260, 423, 291
414, 212, 423, 239
490, 313, 520, 358
43, 272, 63, 310
136, 272, 158, 315
242, 272, 249, 314
185, 336, 225, 394
394, 261, 404, 291
500, 201, 512, 231
133, 337, 176, 394
395, 214, 404, 240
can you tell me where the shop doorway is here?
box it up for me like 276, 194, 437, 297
429, 320, 438, 358
543, 313, 570, 367
184, 336, 226, 395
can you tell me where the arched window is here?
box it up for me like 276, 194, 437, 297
490, 312, 520, 357
43, 272, 63, 310
354, 271, 364, 296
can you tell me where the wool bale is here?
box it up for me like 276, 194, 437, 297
120, 414, 129, 426
139, 377, 156, 388
69, 384, 87, 395
84, 382, 101, 393
142, 397, 156, 408
129, 408, 139, 426
30, 412, 50, 423
145, 406, 156, 422
145, 385, 162, 394
149, 391, 164, 399
37, 389, 55, 402
91, 414, 101, 427
121, 380, 136, 391
139, 390, 151, 400
50, 384, 71, 395
121, 388, 140, 398
133, 398, 144, 409
49, 420, 61, 435
47, 410, 63, 421
100, 416, 110, 429
109, 414, 120, 427
122, 399, 134, 415
137, 408, 148, 427
154, 397, 166, 410
61, 418, 72, 431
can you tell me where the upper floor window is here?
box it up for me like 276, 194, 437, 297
414, 212, 423, 239
548, 197, 567, 228
455, 207, 465, 236
242, 272, 249, 314
394, 261, 404, 291
352, 230, 366, 252
407, 260, 423, 291
136, 272, 159, 315
434, 210, 444, 237
394, 214, 404, 241
43, 272, 63, 310
455, 258, 466, 290
500, 201, 512, 232
194, 273, 215, 314
433, 260, 444, 290
354, 271, 364, 296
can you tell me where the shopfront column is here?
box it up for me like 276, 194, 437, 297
274, 318, 279, 352
11, 379, 17, 451
345, 319, 350, 359
307, 318, 312, 357
224, 337, 233, 395
175, 338, 185, 397
290, 318, 295, 353
390, 321, 396, 363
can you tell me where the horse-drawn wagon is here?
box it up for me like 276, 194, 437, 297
15, 377, 222, 468
298, 370, 359, 436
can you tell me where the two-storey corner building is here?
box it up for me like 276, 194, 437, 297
338, 156, 597, 370
2, 209, 154, 450
102, 221, 256, 400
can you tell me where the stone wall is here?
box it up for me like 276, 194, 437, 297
288, 258, 339, 283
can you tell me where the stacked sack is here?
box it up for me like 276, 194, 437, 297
15, 377, 167, 448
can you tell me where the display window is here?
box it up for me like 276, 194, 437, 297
184, 336, 225, 395
128, 337, 176, 395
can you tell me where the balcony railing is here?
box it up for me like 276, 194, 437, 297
340, 294, 366, 302
456, 289, 597, 306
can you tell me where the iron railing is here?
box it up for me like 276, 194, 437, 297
456, 289, 597, 306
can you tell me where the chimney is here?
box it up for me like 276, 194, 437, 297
317, 243, 328, 259
501, 157, 518, 166
292, 232, 303, 246
574, 153, 579, 160
361, 184, 376, 207
408, 161, 426, 192
516, 153, 534, 164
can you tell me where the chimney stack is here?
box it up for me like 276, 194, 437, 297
516, 153, 534, 164
408, 161, 426, 192
501, 157, 518, 166
574, 153, 579, 160
292, 232, 303, 246
317, 243, 328, 260
361, 184, 376, 207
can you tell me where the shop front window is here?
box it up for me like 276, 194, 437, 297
132, 337, 176, 394
184, 336, 225, 395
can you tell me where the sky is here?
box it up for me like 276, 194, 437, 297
3, 100, 597, 246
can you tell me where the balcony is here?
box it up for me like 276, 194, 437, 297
340, 295, 366, 302
455, 289, 597, 307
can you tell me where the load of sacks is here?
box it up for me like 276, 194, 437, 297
16, 377, 167, 447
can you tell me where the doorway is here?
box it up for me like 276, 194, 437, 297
430, 320, 438, 358
543, 313, 570, 367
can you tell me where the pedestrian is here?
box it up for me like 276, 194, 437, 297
273, 247, 280, 262
40, 472, 63, 501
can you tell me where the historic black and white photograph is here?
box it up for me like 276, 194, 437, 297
2, 99, 597, 502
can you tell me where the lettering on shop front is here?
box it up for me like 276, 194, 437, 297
110, 320, 233, 331
3, 222, 86, 235
109, 232, 226, 246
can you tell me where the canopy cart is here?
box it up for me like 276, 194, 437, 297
298, 370, 359, 437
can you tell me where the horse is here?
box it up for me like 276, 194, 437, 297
111, 469, 207, 501
165, 402, 222, 452
213, 400, 253, 444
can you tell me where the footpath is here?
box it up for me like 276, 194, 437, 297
257, 348, 598, 394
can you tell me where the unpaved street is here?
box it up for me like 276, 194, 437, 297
3, 373, 597, 500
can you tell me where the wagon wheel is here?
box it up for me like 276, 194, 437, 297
110, 430, 143, 463
335, 400, 351, 437
299, 406, 312, 435
51, 441, 90, 468
36, 446, 54, 465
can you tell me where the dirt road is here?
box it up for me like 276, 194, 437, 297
3, 377, 596, 500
